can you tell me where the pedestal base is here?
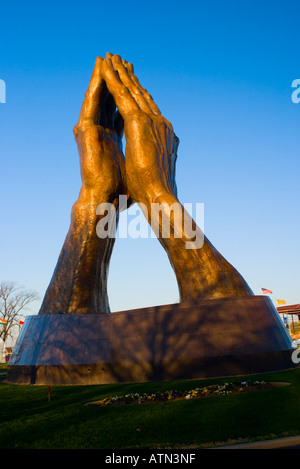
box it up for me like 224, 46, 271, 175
7, 296, 296, 385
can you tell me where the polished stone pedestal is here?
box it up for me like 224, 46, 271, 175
7, 295, 296, 385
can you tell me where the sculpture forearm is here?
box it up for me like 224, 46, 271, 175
139, 192, 253, 302
38, 197, 118, 314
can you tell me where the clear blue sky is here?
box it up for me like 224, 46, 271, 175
0, 0, 299, 316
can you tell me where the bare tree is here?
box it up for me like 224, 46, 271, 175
0, 281, 39, 345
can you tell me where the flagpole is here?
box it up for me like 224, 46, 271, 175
0, 322, 3, 362
0, 337, 4, 363
2, 323, 6, 363
17, 316, 24, 339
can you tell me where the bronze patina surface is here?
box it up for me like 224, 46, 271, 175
7, 54, 296, 385
39, 53, 252, 316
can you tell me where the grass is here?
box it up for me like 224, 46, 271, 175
1, 364, 300, 449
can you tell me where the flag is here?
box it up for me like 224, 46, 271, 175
261, 288, 273, 294
0, 318, 7, 325
19, 319, 24, 325
276, 299, 286, 305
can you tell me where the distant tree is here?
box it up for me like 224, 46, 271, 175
0, 281, 39, 344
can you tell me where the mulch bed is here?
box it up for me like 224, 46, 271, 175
85, 380, 289, 407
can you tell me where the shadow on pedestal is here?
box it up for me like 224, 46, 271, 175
6, 296, 297, 385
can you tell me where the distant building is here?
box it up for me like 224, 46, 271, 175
277, 304, 300, 332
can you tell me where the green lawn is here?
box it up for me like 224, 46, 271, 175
1, 365, 300, 449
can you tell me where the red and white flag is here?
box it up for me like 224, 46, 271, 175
261, 288, 273, 294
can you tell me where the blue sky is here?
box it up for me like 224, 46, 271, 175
0, 0, 299, 316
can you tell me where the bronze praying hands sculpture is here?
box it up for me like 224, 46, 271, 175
38, 53, 253, 316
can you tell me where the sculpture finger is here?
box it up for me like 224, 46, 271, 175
119, 56, 161, 115
111, 55, 154, 115
124, 63, 162, 116
78, 56, 105, 125
102, 53, 140, 116
121, 58, 171, 126
119, 57, 134, 75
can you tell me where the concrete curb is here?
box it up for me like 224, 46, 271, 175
214, 435, 300, 449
